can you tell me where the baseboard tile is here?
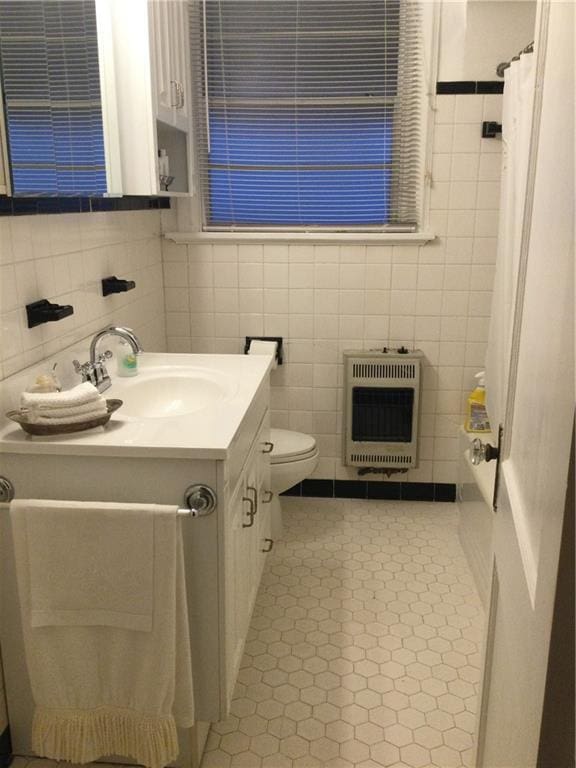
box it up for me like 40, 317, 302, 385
282, 480, 456, 503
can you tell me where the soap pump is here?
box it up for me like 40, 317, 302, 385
465, 371, 491, 433
116, 339, 139, 378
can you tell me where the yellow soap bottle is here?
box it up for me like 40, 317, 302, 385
466, 372, 491, 433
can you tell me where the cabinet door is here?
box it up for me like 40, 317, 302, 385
149, 0, 175, 124
171, 0, 191, 130
256, 415, 273, 579
225, 476, 254, 703
149, 0, 189, 131
244, 447, 261, 611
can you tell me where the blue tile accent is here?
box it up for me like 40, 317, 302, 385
476, 81, 505, 94
401, 482, 435, 502
367, 482, 402, 500
301, 479, 334, 498
282, 480, 456, 503
434, 483, 457, 502
436, 81, 475, 94
0, 196, 170, 217
436, 81, 504, 95
335, 480, 367, 499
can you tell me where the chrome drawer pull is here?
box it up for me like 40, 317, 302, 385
262, 490, 274, 504
246, 485, 258, 506
242, 496, 255, 527
261, 538, 274, 553
242, 511, 255, 528
262, 442, 274, 454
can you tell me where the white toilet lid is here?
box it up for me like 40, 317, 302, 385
270, 428, 317, 462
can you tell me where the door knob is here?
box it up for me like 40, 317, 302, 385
471, 438, 499, 465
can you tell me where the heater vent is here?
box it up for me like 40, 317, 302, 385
350, 453, 413, 465
352, 363, 416, 380
344, 350, 422, 469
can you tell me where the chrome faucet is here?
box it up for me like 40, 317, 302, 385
73, 325, 143, 393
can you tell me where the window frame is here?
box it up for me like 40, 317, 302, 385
185, 0, 439, 239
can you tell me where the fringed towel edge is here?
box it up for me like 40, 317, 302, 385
33, 706, 178, 768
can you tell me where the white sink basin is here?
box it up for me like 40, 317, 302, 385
0, 352, 272, 458
109, 366, 237, 418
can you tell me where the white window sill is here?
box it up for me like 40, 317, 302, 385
164, 231, 436, 245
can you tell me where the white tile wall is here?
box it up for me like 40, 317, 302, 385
0, 209, 168, 382
163, 94, 503, 485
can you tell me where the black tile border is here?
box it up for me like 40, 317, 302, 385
0, 195, 170, 217
0, 726, 12, 768
436, 80, 504, 95
437, 81, 476, 95
335, 480, 366, 499
282, 480, 456, 503
300, 479, 334, 498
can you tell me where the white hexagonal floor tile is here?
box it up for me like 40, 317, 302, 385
201, 498, 484, 768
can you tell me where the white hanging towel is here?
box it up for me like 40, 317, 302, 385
10, 500, 195, 768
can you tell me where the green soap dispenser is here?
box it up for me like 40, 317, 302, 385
116, 339, 139, 378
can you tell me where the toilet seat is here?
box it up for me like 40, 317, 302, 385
270, 428, 318, 464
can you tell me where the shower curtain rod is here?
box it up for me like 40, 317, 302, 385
496, 41, 535, 78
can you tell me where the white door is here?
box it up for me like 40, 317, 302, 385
477, 3, 574, 766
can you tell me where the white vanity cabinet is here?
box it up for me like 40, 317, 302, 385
0, 353, 274, 767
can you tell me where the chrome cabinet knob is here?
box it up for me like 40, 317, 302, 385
471, 438, 500, 466
0, 477, 15, 503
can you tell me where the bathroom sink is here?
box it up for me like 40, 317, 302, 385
109, 367, 237, 418
0, 352, 272, 458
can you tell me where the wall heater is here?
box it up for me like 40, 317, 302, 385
343, 349, 423, 469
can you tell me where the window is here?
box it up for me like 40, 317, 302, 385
190, 0, 423, 231
0, 0, 107, 196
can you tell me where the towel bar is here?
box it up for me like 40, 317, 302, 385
0, 476, 216, 518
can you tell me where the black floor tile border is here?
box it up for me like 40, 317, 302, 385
282, 480, 456, 503
0, 726, 12, 768
0, 195, 170, 217
436, 80, 504, 95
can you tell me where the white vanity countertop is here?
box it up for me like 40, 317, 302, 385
0, 353, 272, 460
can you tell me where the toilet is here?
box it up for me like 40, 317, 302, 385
268, 428, 319, 538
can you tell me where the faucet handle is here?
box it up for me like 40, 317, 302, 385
72, 356, 111, 393
73, 359, 89, 376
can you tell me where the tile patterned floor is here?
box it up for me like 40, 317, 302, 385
202, 498, 484, 768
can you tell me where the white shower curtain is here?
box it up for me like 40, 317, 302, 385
485, 53, 536, 430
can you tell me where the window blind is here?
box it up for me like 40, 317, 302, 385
190, 0, 423, 231
0, 0, 107, 196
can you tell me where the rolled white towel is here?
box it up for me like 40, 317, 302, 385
32, 406, 110, 426
21, 382, 101, 410
27, 400, 108, 424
